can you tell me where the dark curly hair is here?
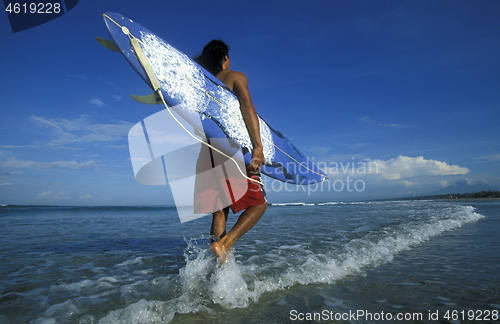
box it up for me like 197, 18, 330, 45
194, 40, 230, 76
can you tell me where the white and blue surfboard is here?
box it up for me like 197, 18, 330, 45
98, 12, 327, 185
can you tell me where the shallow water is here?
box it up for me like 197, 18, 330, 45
0, 201, 498, 323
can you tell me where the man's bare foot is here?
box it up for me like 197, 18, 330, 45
211, 240, 230, 264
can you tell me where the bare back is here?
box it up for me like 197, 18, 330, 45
215, 69, 240, 91
216, 69, 265, 170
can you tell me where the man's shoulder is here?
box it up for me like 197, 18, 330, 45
217, 70, 249, 90
227, 70, 248, 85
222, 70, 246, 79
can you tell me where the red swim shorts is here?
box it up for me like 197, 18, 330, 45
230, 171, 267, 214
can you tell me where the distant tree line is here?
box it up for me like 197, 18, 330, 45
445, 190, 500, 199
398, 190, 500, 201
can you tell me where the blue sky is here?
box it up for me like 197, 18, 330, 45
1, 0, 499, 205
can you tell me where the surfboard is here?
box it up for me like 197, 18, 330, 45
99, 12, 327, 185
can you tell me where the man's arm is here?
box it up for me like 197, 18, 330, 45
231, 72, 265, 171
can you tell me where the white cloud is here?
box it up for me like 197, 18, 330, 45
475, 153, 500, 162
359, 116, 409, 128
457, 178, 474, 185
37, 190, 64, 200
109, 145, 127, 149
30, 115, 133, 146
379, 123, 408, 128
0, 158, 96, 170
369, 155, 469, 180
440, 180, 449, 187
325, 155, 469, 183
89, 98, 105, 107
359, 116, 376, 124
0, 144, 44, 149
402, 180, 420, 187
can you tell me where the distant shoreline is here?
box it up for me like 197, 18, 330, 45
390, 190, 500, 202
435, 197, 500, 202
403, 197, 500, 201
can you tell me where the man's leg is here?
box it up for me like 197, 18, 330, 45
212, 202, 267, 261
211, 207, 229, 241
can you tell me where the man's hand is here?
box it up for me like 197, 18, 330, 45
248, 146, 265, 172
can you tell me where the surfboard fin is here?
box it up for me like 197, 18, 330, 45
96, 36, 120, 53
131, 92, 162, 105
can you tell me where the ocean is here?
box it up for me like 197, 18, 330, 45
0, 201, 499, 323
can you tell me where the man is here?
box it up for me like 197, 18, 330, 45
195, 40, 267, 262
